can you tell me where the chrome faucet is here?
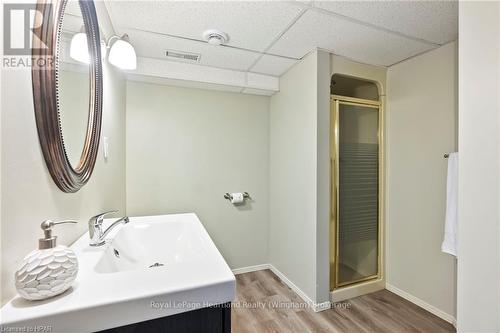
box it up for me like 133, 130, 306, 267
88, 210, 129, 246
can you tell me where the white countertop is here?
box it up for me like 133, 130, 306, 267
0, 213, 236, 332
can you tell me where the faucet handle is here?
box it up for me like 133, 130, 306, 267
90, 210, 118, 224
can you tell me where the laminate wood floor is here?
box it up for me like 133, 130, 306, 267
232, 270, 455, 333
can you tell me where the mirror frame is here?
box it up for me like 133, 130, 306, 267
32, 0, 103, 193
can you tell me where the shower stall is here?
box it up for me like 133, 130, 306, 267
330, 75, 384, 299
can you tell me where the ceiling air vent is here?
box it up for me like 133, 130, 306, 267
164, 49, 200, 62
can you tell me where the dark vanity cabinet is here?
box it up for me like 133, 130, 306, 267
98, 303, 231, 333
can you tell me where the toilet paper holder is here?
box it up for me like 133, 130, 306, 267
224, 192, 251, 201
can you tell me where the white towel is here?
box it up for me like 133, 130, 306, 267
441, 152, 458, 257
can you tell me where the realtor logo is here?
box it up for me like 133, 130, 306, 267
3, 3, 51, 55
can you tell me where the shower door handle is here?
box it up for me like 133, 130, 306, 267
330, 157, 336, 220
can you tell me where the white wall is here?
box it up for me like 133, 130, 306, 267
0, 50, 126, 306
125, 81, 270, 269
386, 42, 457, 320
269, 51, 325, 303
457, 2, 500, 331
270, 51, 334, 306
316, 50, 331, 304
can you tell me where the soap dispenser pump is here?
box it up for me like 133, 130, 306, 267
15, 220, 79, 301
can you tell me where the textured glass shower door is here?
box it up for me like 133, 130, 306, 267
332, 99, 380, 288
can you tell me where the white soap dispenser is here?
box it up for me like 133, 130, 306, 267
15, 220, 79, 301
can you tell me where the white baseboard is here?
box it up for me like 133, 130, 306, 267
232, 264, 331, 312
232, 264, 271, 275
268, 264, 331, 313
386, 283, 456, 326
232, 265, 456, 324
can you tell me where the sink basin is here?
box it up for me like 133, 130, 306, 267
1, 213, 235, 333
96, 215, 210, 273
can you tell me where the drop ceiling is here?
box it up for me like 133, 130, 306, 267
104, 0, 457, 89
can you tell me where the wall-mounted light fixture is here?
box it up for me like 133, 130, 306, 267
69, 27, 90, 64
69, 31, 137, 70
107, 34, 137, 70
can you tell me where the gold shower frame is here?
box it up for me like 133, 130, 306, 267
330, 95, 384, 290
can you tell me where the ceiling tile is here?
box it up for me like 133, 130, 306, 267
105, 1, 303, 52
268, 10, 436, 66
122, 29, 260, 72
314, 1, 458, 45
246, 72, 279, 91
250, 55, 297, 77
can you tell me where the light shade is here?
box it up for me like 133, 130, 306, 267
108, 38, 137, 70
69, 32, 90, 64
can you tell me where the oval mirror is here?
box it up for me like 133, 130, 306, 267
32, 0, 103, 192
